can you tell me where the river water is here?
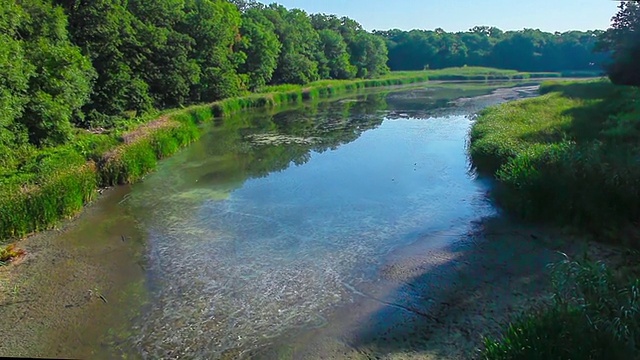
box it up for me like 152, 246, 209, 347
11, 83, 541, 359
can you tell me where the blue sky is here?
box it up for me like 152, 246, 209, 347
261, 0, 618, 32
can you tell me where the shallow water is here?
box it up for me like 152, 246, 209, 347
95, 84, 538, 358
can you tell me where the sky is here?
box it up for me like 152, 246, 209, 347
260, 0, 619, 32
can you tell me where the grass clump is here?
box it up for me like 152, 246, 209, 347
0, 244, 26, 264
482, 258, 640, 360
470, 80, 640, 239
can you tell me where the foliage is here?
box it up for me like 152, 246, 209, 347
377, 28, 608, 73
263, 5, 321, 84
317, 29, 357, 79
4, 0, 95, 146
482, 258, 640, 360
597, 2, 640, 86
237, 8, 281, 90
180, 0, 244, 102
54, 0, 152, 123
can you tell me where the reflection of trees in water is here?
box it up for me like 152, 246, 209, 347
194, 93, 389, 184
169, 85, 531, 196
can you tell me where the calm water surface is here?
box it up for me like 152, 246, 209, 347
101, 84, 537, 358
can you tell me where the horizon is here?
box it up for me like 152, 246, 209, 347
258, 0, 619, 33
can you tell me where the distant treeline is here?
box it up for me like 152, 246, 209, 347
376, 27, 608, 73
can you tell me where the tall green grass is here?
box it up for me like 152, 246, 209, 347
470, 80, 640, 239
0, 162, 98, 240
482, 258, 640, 360
100, 121, 199, 186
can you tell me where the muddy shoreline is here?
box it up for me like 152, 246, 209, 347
0, 186, 148, 359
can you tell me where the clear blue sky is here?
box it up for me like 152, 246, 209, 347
260, 0, 618, 32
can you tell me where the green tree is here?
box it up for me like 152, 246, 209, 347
317, 29, 356, 79
127, 0, 200, 107
598, 2, 640, 86
264, 5, 320, 84
55, 0, 152, 124
0, 0, 32, 166
350, 32, 389, 77
237, 8, 281, 90
180, 0, 244, 102
17, 0, 95, 145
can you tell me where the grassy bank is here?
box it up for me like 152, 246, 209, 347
470, 80, 640, 241
0, 68, 561, 244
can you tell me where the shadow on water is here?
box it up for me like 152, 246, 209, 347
253, 217, 570, 360
343, 220, 564, 359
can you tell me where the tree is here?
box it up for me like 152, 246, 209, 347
0, 0, 33, 166
263, 5, 321, 84
180, 0, 244, 102
127, 0, 200, 108
237, 8, 281, 90
55, 0, 152, 123
598, 2, 640, 86
350, 32, 389, 77
317, 29, 356, 79
16, 0, 95, 145
377, 27, 606, 72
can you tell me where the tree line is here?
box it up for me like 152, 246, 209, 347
377, 27, 608, 73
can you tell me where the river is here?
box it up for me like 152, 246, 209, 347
0, 82, 544, 359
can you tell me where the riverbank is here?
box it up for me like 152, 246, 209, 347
0, 186, 148, 358
470, 80, 640, 242
0, 68, 562, 248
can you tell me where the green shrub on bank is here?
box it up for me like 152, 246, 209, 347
100, 122, 198, 186
470, 80, 640, 237
482, 258, 640, 360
